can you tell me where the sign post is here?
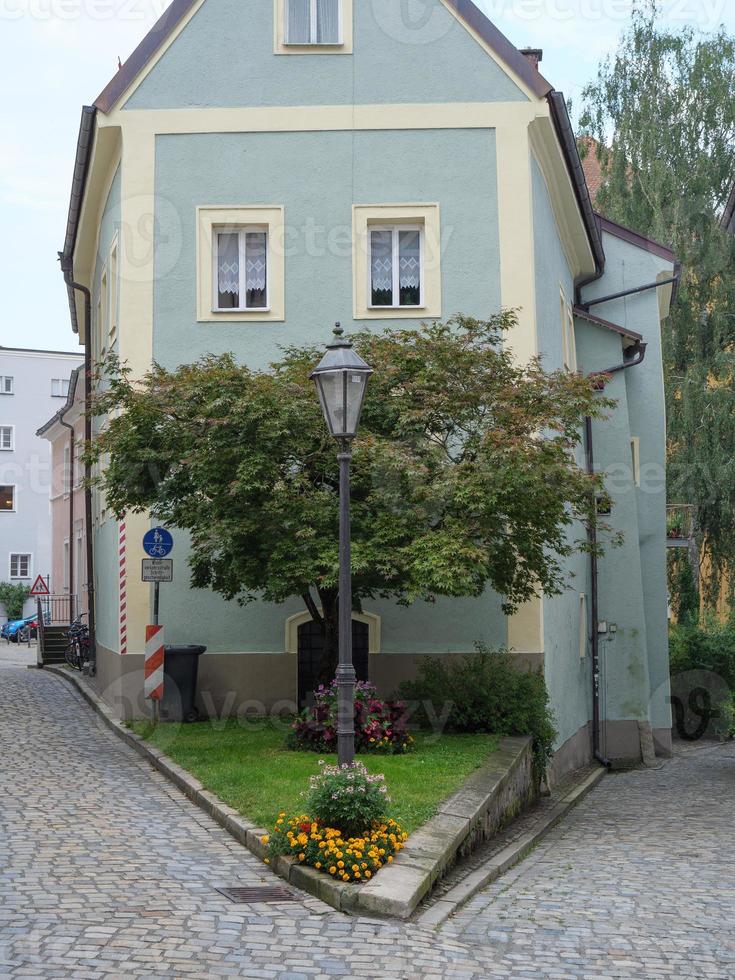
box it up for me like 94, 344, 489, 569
142, 528, 173, 724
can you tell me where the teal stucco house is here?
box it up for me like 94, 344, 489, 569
60, 0, 677, 775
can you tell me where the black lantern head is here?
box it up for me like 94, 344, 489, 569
310, 323, 373, 439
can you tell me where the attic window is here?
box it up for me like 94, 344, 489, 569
286, 0, 340, 44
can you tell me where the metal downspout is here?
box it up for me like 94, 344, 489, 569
58, 414, 75, 620
585, 340, 647, 768
60, 272, 96, 672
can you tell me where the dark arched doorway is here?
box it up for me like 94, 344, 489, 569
297, 619, 369, 709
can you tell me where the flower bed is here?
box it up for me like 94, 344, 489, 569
264, 759, 408, 883
264, 813, 408, 883
288, 680, 413, 754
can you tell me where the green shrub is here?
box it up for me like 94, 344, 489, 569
305, 761, 391, 837
669, 617, 735, 738
0, 582, 30, 621
398, 645, 556, 777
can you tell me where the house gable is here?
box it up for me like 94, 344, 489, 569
102, 0, 536, 112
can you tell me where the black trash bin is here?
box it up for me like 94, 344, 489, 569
160, 645, 207, 722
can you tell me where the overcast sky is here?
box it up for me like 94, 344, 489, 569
2, 0, 733, 353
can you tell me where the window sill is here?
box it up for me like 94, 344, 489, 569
212, 307, 271, 315
283, 40, 344, 47
368, 304, 425, 311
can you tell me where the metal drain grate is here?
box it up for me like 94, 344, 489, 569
216, 885, 299, 903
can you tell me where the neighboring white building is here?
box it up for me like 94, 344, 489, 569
0, 347, 83, 617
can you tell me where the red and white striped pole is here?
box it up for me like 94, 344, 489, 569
145, 624, 164, 724
119, 518, 127, 655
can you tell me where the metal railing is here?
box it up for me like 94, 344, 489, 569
37, 594, 78, 626
666, 504, 695, 546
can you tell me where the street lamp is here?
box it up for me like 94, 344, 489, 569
310, 323, 373, 766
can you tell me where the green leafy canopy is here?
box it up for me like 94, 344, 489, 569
89, 313, 610, 627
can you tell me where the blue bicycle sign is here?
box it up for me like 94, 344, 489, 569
143, 527, 174, 558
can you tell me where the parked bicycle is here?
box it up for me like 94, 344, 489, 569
64, 615, 90, 672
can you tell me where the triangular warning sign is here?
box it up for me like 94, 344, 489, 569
29, 575, 50, 597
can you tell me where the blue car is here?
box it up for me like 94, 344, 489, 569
1, 615, 38, 643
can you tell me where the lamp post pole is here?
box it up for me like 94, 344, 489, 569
337, 439, 356, 767
309, 322, 372, 771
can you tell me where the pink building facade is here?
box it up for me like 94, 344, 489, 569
37, 367, 87, 620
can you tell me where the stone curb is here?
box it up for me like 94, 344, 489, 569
42, 665, 535, 920
413, 764, 606, 929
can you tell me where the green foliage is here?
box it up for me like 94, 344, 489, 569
305, 761, 391, 837
669, 617, 735, 737
398, 645, 557, 776
0, 582, 30, 621
666, 551, 699, 624
579, 0, 735, 608
89, 313, 611, 678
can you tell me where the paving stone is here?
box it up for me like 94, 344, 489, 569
2, 660, 733, 978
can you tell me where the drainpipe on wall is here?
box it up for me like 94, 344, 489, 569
58, 414, 75, 619
585, 339, 647, 768
59, 266, 96, 673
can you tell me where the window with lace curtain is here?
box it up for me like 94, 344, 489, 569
197, 207, 284, 322
214, 228, 268, 311
285, 0, 340, 44
369, 226, 423, 308
352, 204, 441, 319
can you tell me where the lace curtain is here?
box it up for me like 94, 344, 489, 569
370, 229, 393, 293
316, 0, 339, 42
217, 233, 240, 296
287, 0, 310, 42
245, 232, 267, 293
398, 231, 420, 290
287, 0, 340, 43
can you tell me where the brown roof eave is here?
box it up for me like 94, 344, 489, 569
94, 0, 201, 113
36, 366, 84, 437
60, 106, 96, 334
547, 92, 605, 277
573, 305, 643, 343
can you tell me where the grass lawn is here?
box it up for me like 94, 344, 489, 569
129, 719, 498, 833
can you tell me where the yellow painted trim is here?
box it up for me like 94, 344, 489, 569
72, 126, 121, 339
508, 597, 544, 654
438, 0, 540, 103
196, 206, 286, 322
352, 203, 441, 320
103, 101, 543, 134
495, 125, 537, 364
285, 609, 381, 654
274, 0, 353, 54
529, 119, 596, 280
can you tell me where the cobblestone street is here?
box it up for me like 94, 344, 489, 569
1, 662, 734, 979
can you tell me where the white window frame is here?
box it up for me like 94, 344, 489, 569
0, 485, 16, 513
197, 206, 285, 323
109, 236, 118, 346
275, 0, 352, 53
367, 224, 425, 311
9, 553, 32, 580
99, 265, 108, 359
63, 538, 70, 592
0, 376, 13, 395
0, 425, 13, 451
560, 288, 577, 371
63, 444, 72, 495
285, 0, 342, 44
579, 593, 588, 659
630, 436, 641, 487
51, 378, 70, 399
212, 225, 270, 313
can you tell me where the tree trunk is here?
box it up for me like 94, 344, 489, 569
316, 588, 339, 686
